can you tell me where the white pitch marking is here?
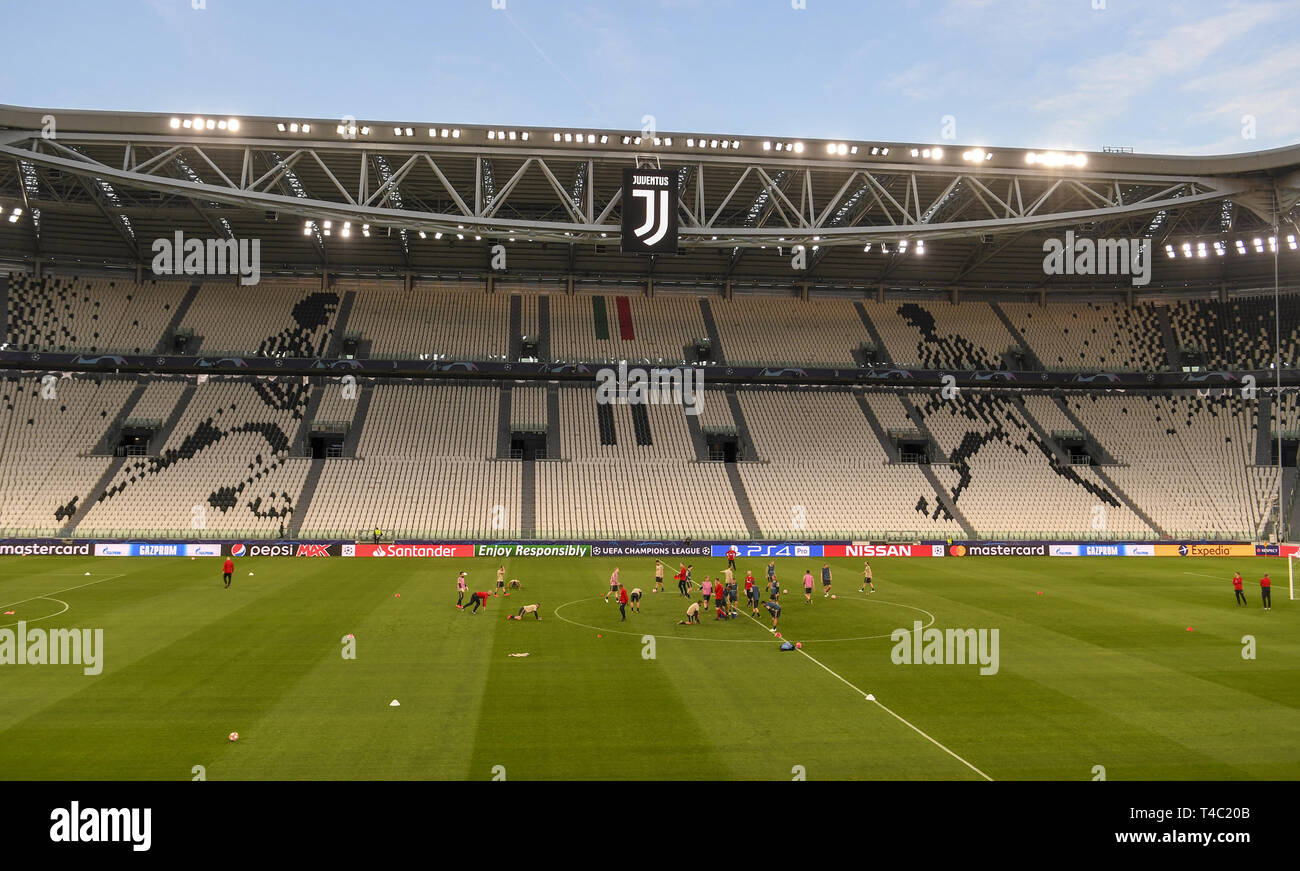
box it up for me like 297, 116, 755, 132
742, 611, 994, 782
0, 574, 126, 611
0, 597, 69, 629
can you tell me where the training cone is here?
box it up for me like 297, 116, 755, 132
395, 593, 400, 598
1186, 626, 1193, 632
775, 632, 782, 638
865, 693, 876, 702
390, 699, 400, 707
596, 633, 602, 638
795, 642, 802, 650
1037, 591, 1043, 595
248, 572, 254, 576
84, 572, 90, 576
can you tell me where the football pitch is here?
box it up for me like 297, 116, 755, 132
1, 554, 1296, 781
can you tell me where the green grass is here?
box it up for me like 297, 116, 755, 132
0, 555, 1296, 780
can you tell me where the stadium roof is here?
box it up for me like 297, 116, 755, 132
1, 104, 1298, 297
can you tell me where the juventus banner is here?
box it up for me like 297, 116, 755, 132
621, 168, 678, 254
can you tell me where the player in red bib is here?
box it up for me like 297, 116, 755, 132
222, 557, 234, 589
1232, 572, 1247, 607
1260, 573, 1272, 611
464, 591, 490, 614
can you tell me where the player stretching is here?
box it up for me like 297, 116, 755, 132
1260, 573, 1272, 611
508, 603, 542, 621
456, 571, 468, 608
604, 567, 621, 603
494, 565, 506, 597
803, 569, 814, 604
860, 561, 875, 594
763, 598, 782, 632
1232, 572, 1247, 606
222, 556, 234, 589
653, 560, 665, 593
678, 601, 701, 625
464, 591, 490, 614
629, 587, 643, 613
821, 563, 833, 598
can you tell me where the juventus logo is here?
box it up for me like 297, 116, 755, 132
621, 167, 678, 254
633, 188, 671, 246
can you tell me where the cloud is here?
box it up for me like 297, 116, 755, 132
1030, 2, 1289, 145
882, 62, 969, 103
1181, 45, 1300, 148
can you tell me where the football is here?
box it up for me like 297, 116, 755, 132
228, 732, 239, 742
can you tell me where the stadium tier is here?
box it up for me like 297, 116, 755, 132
3, 272, 1298, 541
10, 272, 1300, 372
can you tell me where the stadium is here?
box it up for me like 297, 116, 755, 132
1, 20, 1299, 796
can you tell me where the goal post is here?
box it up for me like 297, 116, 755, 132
1291, 552, 1297, 600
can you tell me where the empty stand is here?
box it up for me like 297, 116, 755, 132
1062, 392, 1277, 539
6, 273, 187, 354
1000, 301, 1167, 371
181, 279, 340, 357
711, 296, 865, 366
344, 280, 508, 359
0, 376, 134, 534
74, 380, 311, 537
865, 300, 1012, 369
1168, 295, 1300, 370
736, 389, 964, 539
548, 292, 706, 362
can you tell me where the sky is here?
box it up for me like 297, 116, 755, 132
0, 0, 1296, 155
